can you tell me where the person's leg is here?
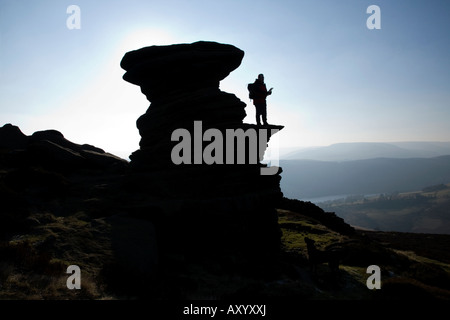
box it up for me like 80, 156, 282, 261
262, 102, 268, 125
255, 104, 262, 125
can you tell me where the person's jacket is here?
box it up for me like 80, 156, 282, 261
252, 79, 271, 105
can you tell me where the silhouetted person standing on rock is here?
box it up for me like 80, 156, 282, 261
251, 74, 273, 126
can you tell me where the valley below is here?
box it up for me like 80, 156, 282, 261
319, 184, 450, 234
280, 150, 450, 234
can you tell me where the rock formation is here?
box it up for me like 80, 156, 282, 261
0, 123, 127, 173
120, 41, 284, 260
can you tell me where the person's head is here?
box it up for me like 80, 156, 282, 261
258, 74, 264, 82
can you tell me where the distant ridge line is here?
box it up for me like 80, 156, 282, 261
282, 141, 450, 162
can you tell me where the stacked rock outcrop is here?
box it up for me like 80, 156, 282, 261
121, 41, 284, 260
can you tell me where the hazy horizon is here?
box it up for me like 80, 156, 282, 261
1, 0, 450, 159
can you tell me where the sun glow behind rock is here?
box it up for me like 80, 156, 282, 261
40, 28, 183, 160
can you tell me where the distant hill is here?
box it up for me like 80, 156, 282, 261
283, 142, 450, 161
319, 184, 450, 234
280, 155, 450, 200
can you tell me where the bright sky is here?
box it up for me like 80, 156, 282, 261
1, 0, 449, 160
